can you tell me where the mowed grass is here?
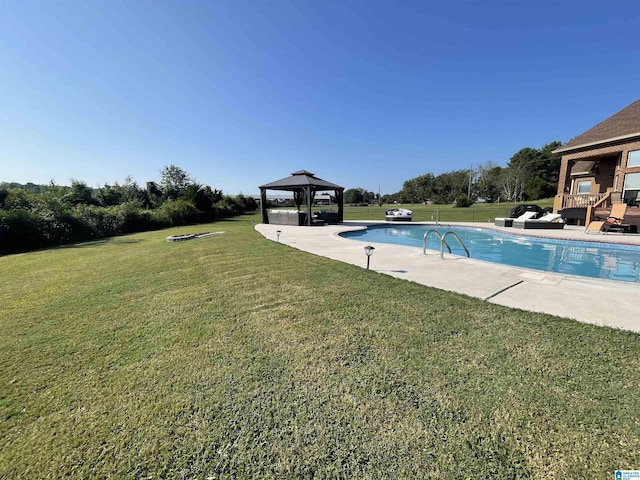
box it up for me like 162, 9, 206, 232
311, 199, 556, 223
1, 215, 639, 478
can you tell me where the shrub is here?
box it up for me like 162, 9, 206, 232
215, 195, 257, 215
0, 195, 229, 255
454, 195, 474, 208
155, 199, 199, 226
0, 209, 43, 253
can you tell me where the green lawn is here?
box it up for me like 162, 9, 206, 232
299, 199, 555, 222
1, 214, 638, 478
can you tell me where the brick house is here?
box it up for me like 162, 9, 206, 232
553, 98, 640, 227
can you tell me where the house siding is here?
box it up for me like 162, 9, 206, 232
557, 139, 640, 195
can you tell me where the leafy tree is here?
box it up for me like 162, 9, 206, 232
160, 165, 191, 200
180, 183, 203, 206
382, 192, 401, 204
95, 184, 123, 207
505, 147, 539, 201
139, 181, 163, 209
232, 193, 258, 211
534, 141, 562, 198
121, 176, 143, 203
384, 140, 562, 204
64, 180, 96, 206
400, 173, 436, 203
525, 176, 547, 200
344, 188, 364, 204
365, 191, 375, 203
0, 171, 238, 254
499, 167, 527, 202
476, 163, 503, 203
0, 182, 49, 194
178, 183, 220, 211
214, 194, 256, 214
0, 188, 8, 208
398, 170, 471, 204
2, 188, 34, 210
202, 186, 224, 206
432, 169, 470, 204
503, 142, 561, 201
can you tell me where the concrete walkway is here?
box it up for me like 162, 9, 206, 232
255, 222, 640, 333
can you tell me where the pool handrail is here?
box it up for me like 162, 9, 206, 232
424, 229, 452, 255
440, 231, 470, 259
431, 209, 440, 224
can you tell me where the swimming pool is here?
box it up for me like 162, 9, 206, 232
340, 225, 640, 283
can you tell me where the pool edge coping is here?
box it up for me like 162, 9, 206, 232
256, 221, 640, 333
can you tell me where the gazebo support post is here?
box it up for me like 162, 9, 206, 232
260, 188, 269, 224
336, 189, 344, 223
306, 186, 313, 226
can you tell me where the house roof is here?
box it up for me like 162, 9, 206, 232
554, 98, 640, 154
259, 170, 344, 191
569, 160, 597, 176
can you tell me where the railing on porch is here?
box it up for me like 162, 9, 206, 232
554, 193, 608, 210
554, 192, 615, 226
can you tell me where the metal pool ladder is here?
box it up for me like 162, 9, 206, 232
423, 229, 470, 259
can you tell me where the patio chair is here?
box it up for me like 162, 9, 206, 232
585, 203, 628, 234
494, 210, 538, 228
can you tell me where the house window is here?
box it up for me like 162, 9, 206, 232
627, 150, 640, 168
576, 180, 591, 194
623, 172, 640, 204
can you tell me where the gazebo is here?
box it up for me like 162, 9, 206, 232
259, 170, 344, 226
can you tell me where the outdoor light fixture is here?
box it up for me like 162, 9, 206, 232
364, 245, 375, 270
276, 230, 282, 243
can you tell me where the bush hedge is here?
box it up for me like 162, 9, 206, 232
0, 198, 251, 255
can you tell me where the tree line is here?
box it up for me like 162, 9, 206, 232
0, 165, 257, 255
381, 141, 561, 206
2, 142, 562, 254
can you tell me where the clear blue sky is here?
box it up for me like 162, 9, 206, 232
1, 0, 639, 195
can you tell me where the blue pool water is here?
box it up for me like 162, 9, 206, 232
340, 225, 640, 283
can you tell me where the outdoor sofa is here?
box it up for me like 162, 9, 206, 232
314, 210, 339, 224
385, 208, 412, 221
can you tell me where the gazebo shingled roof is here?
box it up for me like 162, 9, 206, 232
259, 170, 344, 225
259, 170, 343, 191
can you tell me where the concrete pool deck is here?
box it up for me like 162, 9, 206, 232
255, 221, 640, 333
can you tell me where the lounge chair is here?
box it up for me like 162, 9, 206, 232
386, 208, 412, 222
494, 210, 538, 227
513, 213, 565, 229
585, 204, 628, 234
